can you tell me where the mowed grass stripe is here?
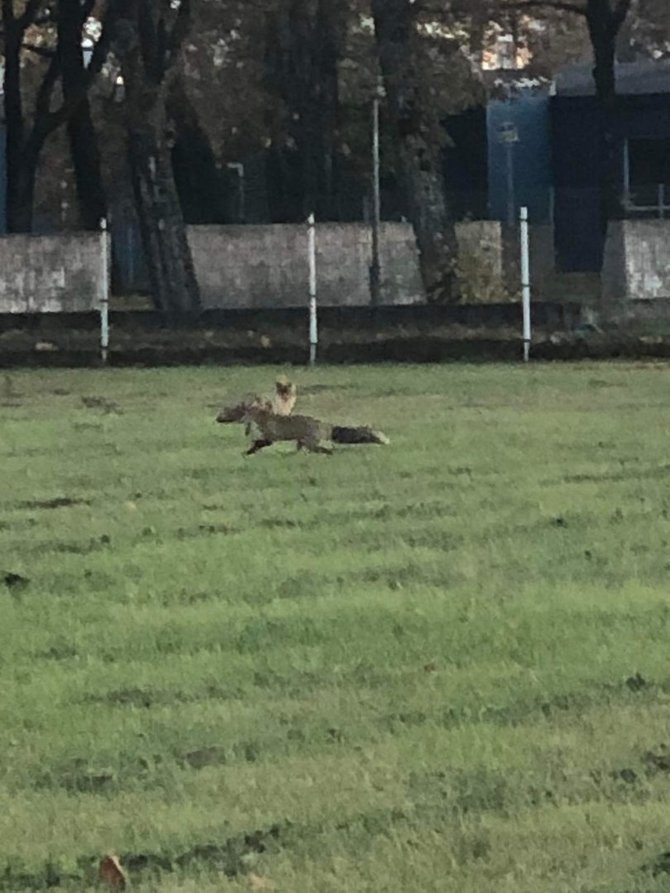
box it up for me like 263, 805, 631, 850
2, 363, 670, 891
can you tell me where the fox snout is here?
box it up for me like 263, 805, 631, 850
216, 407, 242, 423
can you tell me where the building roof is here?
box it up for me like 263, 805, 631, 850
483, 68, 551, 99
553, 60, 670, 97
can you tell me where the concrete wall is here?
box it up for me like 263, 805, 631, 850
455, 221, 507, 302
602, 221, 670, 307
187, 222, 425, 308
189, 220, 509, 308
0, 221, 513, 312
0, 232, 107, 312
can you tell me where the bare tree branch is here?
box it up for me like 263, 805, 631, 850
17, 0, 45, 31
167, 0, 191, 67
1, 0, 16, 26
79, 0, 96, 23
20, 0, 120, 140
33, 49, 60, 123
22, 40, 55, 57
501, 0, 587, 15
612, 0, 633, 29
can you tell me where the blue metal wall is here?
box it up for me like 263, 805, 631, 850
486, 90, 552, 224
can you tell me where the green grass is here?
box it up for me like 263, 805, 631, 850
2, 362, 670, 892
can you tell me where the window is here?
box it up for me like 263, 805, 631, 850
624, 137, 670, 216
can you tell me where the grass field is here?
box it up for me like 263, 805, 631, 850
2, 362, 670, 892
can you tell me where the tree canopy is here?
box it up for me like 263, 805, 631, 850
1, 0, 668, 306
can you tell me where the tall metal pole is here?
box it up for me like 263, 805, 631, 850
369, 80, 382, 306
506, 142, 516, 227
520, 206, 531, 363
99, 217, 110, 365
307, 212, 318, 366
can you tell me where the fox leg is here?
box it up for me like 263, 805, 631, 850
304, 438, 333, 455
245, 438, 273, 455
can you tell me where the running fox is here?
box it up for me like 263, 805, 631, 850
216, 376, 297, 425
243, 407, 334, 455
216, 378, 389, 448
242, 405, 389, 456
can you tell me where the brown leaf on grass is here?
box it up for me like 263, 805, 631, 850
98, 854, 127, 889
249, 873, 275, 890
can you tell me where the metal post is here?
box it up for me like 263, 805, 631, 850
506, 142, 516, 227
623, 139, 631, 206
369, 83, 381, 306
307, 212, 317, 366
498, 121, 519, 227
227, 162, 246, 223
520, 206, 531, 363
99, 217, 110, 365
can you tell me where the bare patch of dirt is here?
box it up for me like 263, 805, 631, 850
81, 395, 122, 414
19, 496, 90, 510
3, 571, 29, 590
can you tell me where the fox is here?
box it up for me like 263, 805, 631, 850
242, 406, 334, 455
216, 376, 297, 425
242, 405, 389, 456
216, 377, 390, 449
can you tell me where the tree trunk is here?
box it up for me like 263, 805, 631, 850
371, 0, 461, 303
587, 1, 624, 256
265, 0, 342, 220
58, 0, 107, 229
167, 79, 227, 224
3, 0, 117, 232
5, 66, 45, 233
8, 148, 40, 232
65, 103, 108, 229
3, 18, 32, 232
117, 0, 202, 313
126, 92, 201, 313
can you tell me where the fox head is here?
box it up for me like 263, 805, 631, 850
273, 377, 297, 415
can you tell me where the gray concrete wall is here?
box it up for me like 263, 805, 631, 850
187, 222, 425, 308
455, 221, 507, 302
602, 220, 670, 307
0, 221, 514, 312
188, 220, 511, 308
0, 232, 107, 312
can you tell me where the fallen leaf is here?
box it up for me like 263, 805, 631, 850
98, 854, 127, 889
249, 874, 275, 891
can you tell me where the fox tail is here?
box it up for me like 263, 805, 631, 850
330, 425, 390, 446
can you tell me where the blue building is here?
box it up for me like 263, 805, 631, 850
485, 76, 553, 226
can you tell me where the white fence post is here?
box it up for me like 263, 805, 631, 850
99, 218, 110, 365
369, 83, 382, 306
307, 212, 318, 366
520, 206, 531, 363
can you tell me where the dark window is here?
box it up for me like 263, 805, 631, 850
625, 138, 670, 215
628, 138, 670, 188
